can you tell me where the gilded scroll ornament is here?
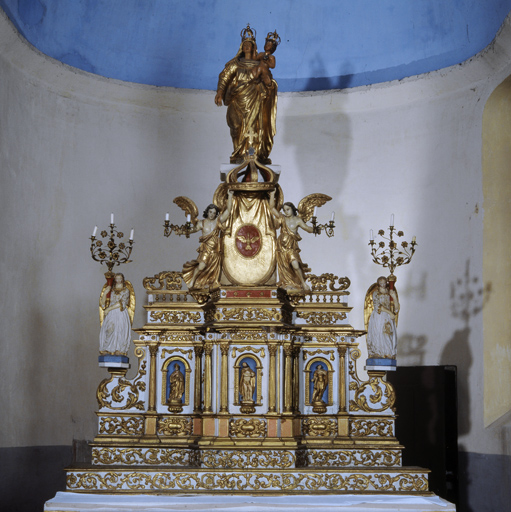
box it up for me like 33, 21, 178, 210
350, 418, 394, 437
157, 417, 193, 436
220, 307, 282, 322
98, 416, 144, 435
161, 348, 193, 360
92, 447, 195, 466
231, 346, 266, 358
303, 349, 335, 361
96, 361, 147, 411
150, 310, 201, 324
229, 418, 267, 438
297, 311, 347, 325
302, 418, 337, 437
349, 375, 396, 413
306, 273, 351, 292
200, 450, 295, 469
308, 449, 401, 468
143, 271, 184, 291
67, 470, 428, 493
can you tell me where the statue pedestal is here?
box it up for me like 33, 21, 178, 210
45, 492, 456, 511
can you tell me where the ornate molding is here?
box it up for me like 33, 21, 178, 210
229, 418, 266, 438
297, 311, 347, 325
98, 416, 144, 436
150, 310, 201, 324
157, 416, 193, 436
302, 418, 337, 437
350, 418, 394, 437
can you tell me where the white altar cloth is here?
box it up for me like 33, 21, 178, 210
45, 492, 456, 511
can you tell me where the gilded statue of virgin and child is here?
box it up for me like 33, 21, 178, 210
215, 24, 280, 164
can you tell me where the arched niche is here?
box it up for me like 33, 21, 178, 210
482, 74, 511, 427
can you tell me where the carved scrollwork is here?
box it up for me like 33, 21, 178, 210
92, 447, 195, 466
297, 311, 347, 325
98, 416, 144, 435
96, 361, 147, 411
350, 418, 394, 437
349, 375, 396, 413
231, 346, 266, 358
302, 418, 337, 437
200, 450, 295, 469
308, 449, 401, 467
157, 416, 193, 436
161, 348, 193, 360
303, 349, 335, 361
150, 310, 201, 323
229, 418, 267, 438
143, 271, 183, 291
306, 273, 351, 292
218, 308, 282, 322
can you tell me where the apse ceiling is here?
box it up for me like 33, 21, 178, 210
2, 0, 511, 92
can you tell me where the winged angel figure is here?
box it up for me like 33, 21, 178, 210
364, 276, 400, 359
174, 191, 234, 290
99, 273, 135, 355
269, 190, 331, 292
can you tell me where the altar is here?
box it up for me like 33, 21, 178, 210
45, 23, 454, 512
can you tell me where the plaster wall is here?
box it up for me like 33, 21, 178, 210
1, 8, 511, 476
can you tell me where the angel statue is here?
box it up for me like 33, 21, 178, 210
269, 190, 331, 292
364, 276, 400, 359
176, 190, 234, 290
99, 273, 135, 355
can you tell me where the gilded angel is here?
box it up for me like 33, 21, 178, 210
269, 190, 331, 292
99, 273, 135, 355
175, 191, 234, 290
364, 276, 400, 359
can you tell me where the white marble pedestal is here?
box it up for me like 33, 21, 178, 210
45, 492, 456, 511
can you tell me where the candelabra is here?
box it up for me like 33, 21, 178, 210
369, 215, 416, 276
311, 210, 336, 237
163, 213, 194, 238
90, 214, 134, 273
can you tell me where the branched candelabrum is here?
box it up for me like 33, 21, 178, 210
369, 215, 417, 276
163, 213, 194, 238
90, 214, 134, 273
311, 211, 336, 237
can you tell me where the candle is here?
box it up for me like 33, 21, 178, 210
412, 235, 416, 243
111, 213, 114, 224
370, 229, 374, 241
390, 214, 394, 227
129, 229, 134, 240
165, 213, 169, 221
331, 211, 335, 221
92, 225, 98, 237
186, 214, 191, 223
313, 207, 317, 218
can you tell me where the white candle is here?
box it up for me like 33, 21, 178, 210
129, 229, 134, 240
165, 213, 169, 221
331, 211, 335, 221
313, 207, 317, 218
186, 214, 191, 223
390, 214, 394, 227
412, 235, 416, 243
111, 213, 114, 224
370, 229, 374, 241
92, 225, 98, 237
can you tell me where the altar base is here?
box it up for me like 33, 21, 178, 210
45, 492, 455, 512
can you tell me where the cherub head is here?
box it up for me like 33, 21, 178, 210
203, 204, 220, 220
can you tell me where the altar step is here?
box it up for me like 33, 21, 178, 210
65, 465, 430, 494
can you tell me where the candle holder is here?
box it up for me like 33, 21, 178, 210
369, 222, 416, 276
90, 220, 134, 273
163, 219, 194, 238
311, 217, 335, 237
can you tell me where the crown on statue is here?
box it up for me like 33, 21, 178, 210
266, 30, 281, 47
240, 23, 256, 44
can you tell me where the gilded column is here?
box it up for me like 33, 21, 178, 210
283, 343, 293, 414
293, 345, 301, 413
337, 345, 347, 413
219, 343, 229, 414
193, 345, 204, 413
268, 343, 278, 413
144, 344, 159, 438
203, 344, 213, 413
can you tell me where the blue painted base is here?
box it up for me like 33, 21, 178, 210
98, 355, 130, 369
366, 358, 396, 367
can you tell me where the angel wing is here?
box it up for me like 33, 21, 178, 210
363, 282, 378, 332
126, 280, 136, 325
99, 283, 110, 326
297, 193, 332, 222
173, 196, 199, 224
